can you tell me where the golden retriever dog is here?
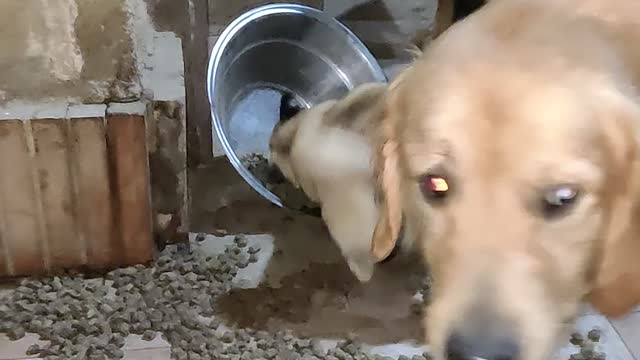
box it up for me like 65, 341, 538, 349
269, 82, 413, 282
371, 0, 640, 359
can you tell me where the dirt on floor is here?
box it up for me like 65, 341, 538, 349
216, 257, 428, 345
189, 158, 430, 346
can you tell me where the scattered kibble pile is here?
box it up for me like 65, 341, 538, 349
240, 153, 320, 216
568, 328, 606, 360
0, 235, 432, 360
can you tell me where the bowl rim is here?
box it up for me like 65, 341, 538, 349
207, 3, 387, 208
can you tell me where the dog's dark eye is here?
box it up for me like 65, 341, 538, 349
541, 184, 580, 219
420, 174, 451, 204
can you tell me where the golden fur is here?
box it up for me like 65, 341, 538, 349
269, 82, 409, 282
372, 0, 640, 359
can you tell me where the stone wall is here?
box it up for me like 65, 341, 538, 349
0, 0, 138, 104
207, 0, 441, 58
208, 0, 324, 36
325, 0, 439, 60
0, 0, 188, 113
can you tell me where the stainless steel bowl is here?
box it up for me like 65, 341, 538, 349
207, 3, 387, 207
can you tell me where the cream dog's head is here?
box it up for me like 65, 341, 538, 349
267, 92, 304, 188
269, 84, 388, 199
269, 84, 392, 282
371, 1, 640, 359
268, 96, 338, 201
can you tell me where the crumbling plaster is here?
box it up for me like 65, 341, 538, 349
0, 0, 140, 103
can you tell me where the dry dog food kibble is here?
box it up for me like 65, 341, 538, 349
568, 328, 607, 360
570, 332, 585, 346
247, 246, 261, 255
234, 234, 248, 248
142, 330, 156, 341
240, 153, 320, 215
0, 238, 398, 359
587, 329, 601, 342
594, 352, 607, 360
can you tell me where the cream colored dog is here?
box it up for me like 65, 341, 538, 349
269, 83, 397, 282
371, 0, 640, 359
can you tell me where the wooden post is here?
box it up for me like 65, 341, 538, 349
184, 0, 212, 166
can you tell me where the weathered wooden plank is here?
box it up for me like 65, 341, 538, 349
185, 0, 212, 166
68, 117, 114, 268
106, 114, 154, 266
0, 120, 46, 275
32, 119, 82, 270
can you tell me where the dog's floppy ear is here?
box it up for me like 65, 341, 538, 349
370, 71, 409, 262
587, 91, 640, 317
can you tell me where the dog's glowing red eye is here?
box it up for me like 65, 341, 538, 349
428, 176, 449, 192
420, 175, 450, 202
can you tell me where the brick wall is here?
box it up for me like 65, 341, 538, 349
325, 0, 438, 60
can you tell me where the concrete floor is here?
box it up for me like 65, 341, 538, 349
1, 226, 640, 359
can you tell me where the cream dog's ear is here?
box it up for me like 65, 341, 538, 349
370, 70, 410, 262
587, 90, 640, 317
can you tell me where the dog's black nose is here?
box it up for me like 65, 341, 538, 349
446, 331, 520, 360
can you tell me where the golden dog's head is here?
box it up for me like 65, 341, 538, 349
371, 2, 640, 360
